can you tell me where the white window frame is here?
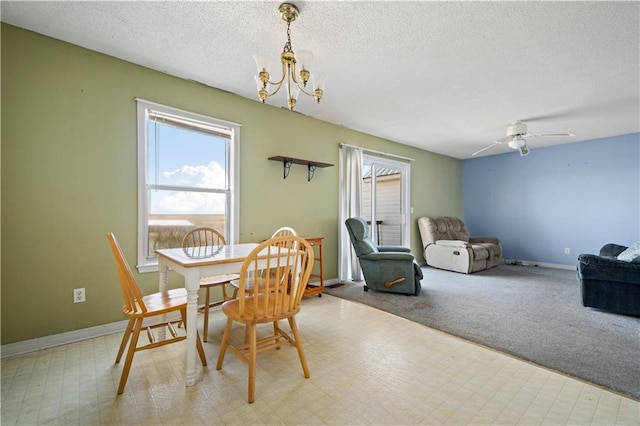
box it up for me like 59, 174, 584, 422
135, 98, 240, 273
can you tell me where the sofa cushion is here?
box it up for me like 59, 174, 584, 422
578, 253, 640, 282
599, 243, 628, 258
473, 243, 500, 260
422, 217, 470, 243
471, 244, 489, 261
617, 242, 640, 263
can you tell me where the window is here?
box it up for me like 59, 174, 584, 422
136, 99, 240, 272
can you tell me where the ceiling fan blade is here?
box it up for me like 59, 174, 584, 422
495, 135, 513, 143
472, 142, 499, 156
519, 113, 569, 122
530, 132, 575, 138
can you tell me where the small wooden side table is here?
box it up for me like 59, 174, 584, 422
303, 236, 324, 297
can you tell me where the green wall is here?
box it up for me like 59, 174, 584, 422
1, 24, 461, 345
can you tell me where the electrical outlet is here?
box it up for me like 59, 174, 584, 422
564, 248, 571, 255
73, 288, 86, 303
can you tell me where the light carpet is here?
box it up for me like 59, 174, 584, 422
325, 264, 640, 400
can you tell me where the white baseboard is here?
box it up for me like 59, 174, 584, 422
0, 312, 186, 359
321, 278, 340, 286
2, 280, 341, 359
503, 259, 576, 271
1, 319, 130, 359
419, 260, 576, 271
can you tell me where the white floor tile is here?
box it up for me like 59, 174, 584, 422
1, 295, 638, 425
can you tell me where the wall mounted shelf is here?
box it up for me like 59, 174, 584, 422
268, 156, 334, 181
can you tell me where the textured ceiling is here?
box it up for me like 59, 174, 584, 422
2, 1, 639, 159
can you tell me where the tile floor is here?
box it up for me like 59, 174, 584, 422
2, 295, 639, 425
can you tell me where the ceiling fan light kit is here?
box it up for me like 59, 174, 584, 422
472, 120, 574, 157
511, 140, 530, 156
254, 3, 326, 111
507, 137, 525, 150
507, 137, 529, 156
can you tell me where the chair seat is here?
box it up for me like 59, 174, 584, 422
200, 273, 240, 287
229, 276, 277, 292
135, 288, 190, 315
221, 295, 299, 324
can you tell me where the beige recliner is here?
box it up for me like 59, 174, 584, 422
417, 217, 502, 274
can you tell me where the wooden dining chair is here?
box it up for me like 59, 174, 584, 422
266, 226, 299, 279
271, 226, 297, 238
229, 226, 299, 299
216, 235, 314, 403
107, 233, 207, 395
182, 227, 239, 342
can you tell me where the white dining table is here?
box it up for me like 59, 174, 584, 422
155, 243, 259, 386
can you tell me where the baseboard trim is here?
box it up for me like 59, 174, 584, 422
1, 319, 129, 359
2, 280, 341, 359
419, 260, 576, 271
0, 312, 186, 359
504, 259, 576, 271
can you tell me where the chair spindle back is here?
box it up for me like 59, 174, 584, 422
237, 236, 313, 320
107, 233, 147, 315
271, 226, 298, 238
182, 227, 226, 258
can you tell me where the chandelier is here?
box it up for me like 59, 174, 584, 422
253, 3, 326, 111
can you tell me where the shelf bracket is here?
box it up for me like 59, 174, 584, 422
307, 164, 317, 182
283, 159, 293, 179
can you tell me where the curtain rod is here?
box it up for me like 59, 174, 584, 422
339, 143, 414, 162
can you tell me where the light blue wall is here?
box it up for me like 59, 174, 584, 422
462, 133, 640, 266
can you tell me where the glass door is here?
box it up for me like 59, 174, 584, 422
361, 155, 411, 247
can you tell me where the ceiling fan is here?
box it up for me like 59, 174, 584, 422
472, 120, 574, 157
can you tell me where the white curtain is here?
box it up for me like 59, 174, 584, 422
338, 145, 363, 282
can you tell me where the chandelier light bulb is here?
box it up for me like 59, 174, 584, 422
296, 49, 313, 86
253, 54, 270, 73
313, 74, 327, 91
286, 83, 300, 110
312, 74, 326, 103
288, 83, 300, 99
296, 50, 313, 69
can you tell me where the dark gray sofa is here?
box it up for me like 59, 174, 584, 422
577, 243, 640, 316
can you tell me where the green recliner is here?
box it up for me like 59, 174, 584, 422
345, 217, 423, 295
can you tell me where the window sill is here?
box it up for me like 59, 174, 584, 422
137, 263, 159, 274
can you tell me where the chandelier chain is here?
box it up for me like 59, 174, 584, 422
284, 21, 293, 53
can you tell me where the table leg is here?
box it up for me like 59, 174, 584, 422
158, 260, 169, 293
158, 260, 169, 340
184, 270, 200, 386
